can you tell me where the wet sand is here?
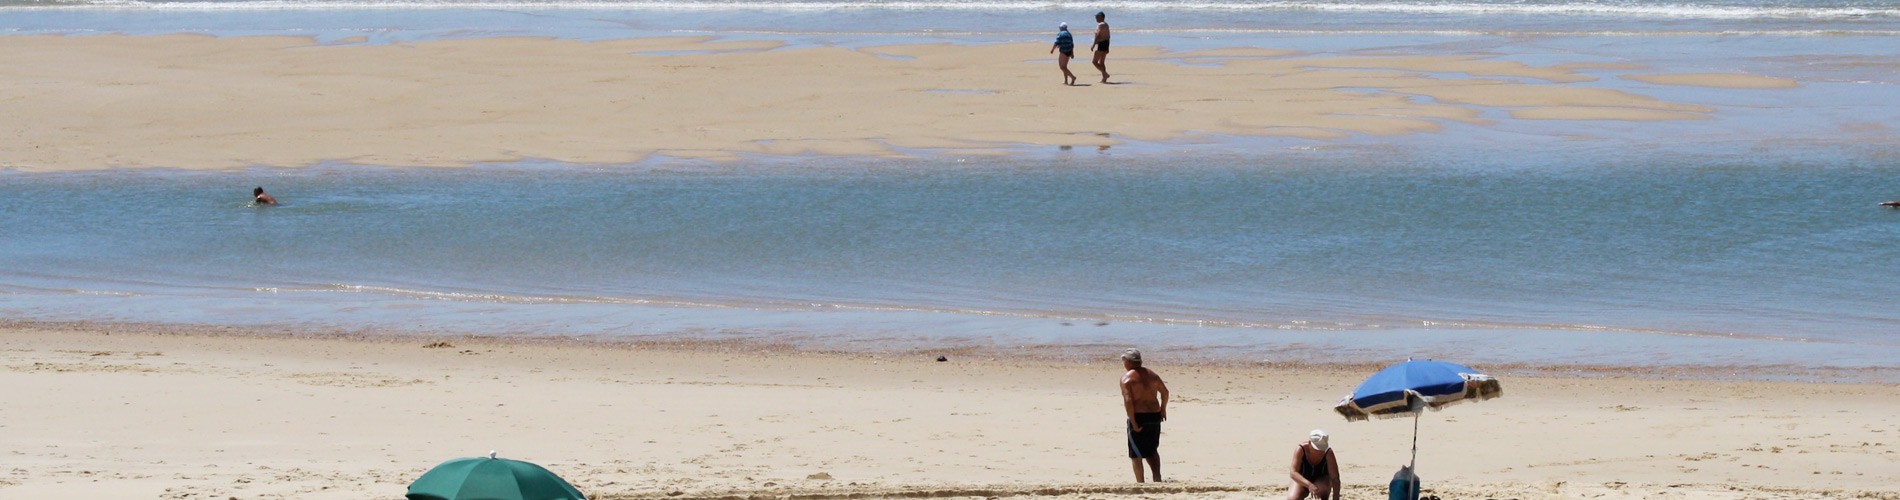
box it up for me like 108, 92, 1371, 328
0, 34, 1797, 171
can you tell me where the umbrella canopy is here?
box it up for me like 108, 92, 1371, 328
1333, 359, 1503, 481
1334, 360, 1501, 421
407, 453, 587, 500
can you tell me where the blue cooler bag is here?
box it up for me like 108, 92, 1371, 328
1388, 466, 1420, 500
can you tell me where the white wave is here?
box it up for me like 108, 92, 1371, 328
8, 0, 1899, 20
304, 283, 684, 306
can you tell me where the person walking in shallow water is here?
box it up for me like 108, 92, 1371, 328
1119, 348, 1169, 482
1090, 11, 1111, 83
1050, 22, 1078, 85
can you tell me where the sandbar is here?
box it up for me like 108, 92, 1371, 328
1624, 73, 1802, 89
0, 35, 1780, 172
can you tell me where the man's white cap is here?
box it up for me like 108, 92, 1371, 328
1059, 22, 1068, 29
1309, 429, 1330, 451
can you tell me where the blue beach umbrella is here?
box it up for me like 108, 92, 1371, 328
1334, 360, 1502, 470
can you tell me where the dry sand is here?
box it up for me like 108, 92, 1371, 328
2, 325, 1895, 499
0, 34, 1803, 172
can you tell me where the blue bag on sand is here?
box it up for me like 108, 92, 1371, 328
1389, 466, 1420, 500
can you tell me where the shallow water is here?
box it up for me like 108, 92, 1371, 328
3, 151, 1897, 373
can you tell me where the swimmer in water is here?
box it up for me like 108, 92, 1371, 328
253, 187, 277, 206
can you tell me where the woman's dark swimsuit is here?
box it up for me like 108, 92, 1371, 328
1298, 446, 1333, 481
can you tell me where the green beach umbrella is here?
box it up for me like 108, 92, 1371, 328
406, 451, 587, 500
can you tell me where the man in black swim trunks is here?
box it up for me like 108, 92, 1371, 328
1119, 348, 1170, 482
1090, 11, 1111, 83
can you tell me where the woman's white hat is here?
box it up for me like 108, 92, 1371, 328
1309, 429, 1330, 451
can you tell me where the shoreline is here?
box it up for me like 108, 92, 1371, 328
2, 324, 1895, 499
6, 319, 1894, 385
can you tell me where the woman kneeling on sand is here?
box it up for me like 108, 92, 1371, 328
1288, 429, 1341, 500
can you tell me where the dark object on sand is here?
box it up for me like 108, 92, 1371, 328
1389, 465, 1421, 500
936, 356, 948, 362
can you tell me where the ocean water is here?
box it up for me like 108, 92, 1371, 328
7, 0, 1900, 41
2, 153, 1898, 373
3, 0, 1899, 376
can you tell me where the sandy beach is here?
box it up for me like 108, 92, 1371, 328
0, 34, 1799, 172
3, 21, 1897, 500
2, 324, 1895, 499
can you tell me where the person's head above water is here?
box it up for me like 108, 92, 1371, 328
253, 186, 278, 205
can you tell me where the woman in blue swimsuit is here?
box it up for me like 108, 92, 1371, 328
1049, 23, 1077, 85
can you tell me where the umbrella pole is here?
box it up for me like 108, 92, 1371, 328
1410, 410, 1419, 471
1408, 411, 1421, 500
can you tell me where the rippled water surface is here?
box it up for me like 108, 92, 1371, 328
3, 154, 1897, 372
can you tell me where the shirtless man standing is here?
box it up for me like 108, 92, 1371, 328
1090, 11, 1111, 83
1119, 348, 1170, 482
